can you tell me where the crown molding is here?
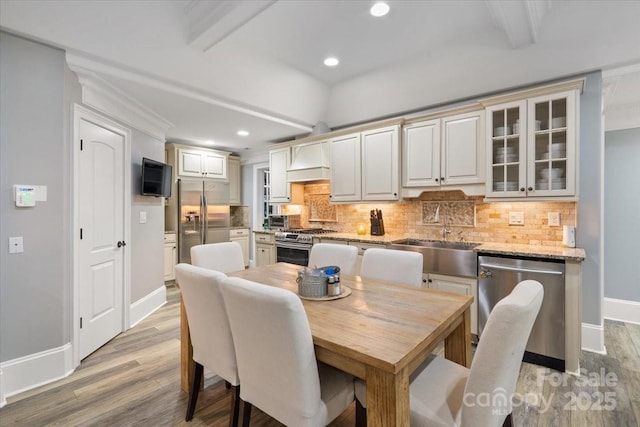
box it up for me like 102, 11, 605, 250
66, 53, 173, 141
478, 78, 585, 107
65, 53, 312, 134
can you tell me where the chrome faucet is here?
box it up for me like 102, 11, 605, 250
441, 216, 451, 240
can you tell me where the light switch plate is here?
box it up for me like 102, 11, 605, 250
548, 212, 561, 227
139, 211, 147, 224
509, 211, 525, 225
9, 236, 24, 254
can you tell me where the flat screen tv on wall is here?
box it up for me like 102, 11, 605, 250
141, 157, 172, 197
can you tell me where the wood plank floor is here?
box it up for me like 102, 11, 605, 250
1, 284, 638, 426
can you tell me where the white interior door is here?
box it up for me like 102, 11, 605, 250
78, 118, 125, 360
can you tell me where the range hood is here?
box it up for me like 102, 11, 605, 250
287, 141, 331, 182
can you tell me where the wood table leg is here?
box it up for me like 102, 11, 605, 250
180, 295, 195, 393
365, 365, 410, 426
445, 307, 472, 368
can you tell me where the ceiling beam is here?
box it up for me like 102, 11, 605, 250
485, 0, 551, 48
185, 0, 276, 52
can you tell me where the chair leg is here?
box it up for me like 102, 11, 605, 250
229, 385, 241, 427
355, 400, 367, 427
185, 362, 204, 421
241, 401, 252, 427
502, 412, 514, 427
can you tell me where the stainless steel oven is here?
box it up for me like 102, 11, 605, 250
274, 230, 314, 266
275, 241, 311, 266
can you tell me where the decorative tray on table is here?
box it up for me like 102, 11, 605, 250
298, 286, 352, 301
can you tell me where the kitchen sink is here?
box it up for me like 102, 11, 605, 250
388, 239, 479, 278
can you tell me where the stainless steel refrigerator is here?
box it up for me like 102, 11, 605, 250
177, 179, 230, 264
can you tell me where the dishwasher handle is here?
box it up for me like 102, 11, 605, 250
479, 263, 564, 276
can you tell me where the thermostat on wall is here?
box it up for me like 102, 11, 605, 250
14, 185, 36, 207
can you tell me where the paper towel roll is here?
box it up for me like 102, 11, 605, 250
563, 225, 576, 247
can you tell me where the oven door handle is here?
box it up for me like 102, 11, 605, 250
275, 242, 312, 251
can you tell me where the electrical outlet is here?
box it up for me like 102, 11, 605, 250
548, 212, 561, 227
9, 236, 24, 254
508, 211, 525, 225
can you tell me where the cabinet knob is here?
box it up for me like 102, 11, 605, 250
422, 279, 427, 283
520, 187, 525, 192
329, 195, 332, 198
435, 178, 439, 182
441, 177, 445, 181
428, 279, 433, 283
393, 193, 397, 196
528, 187, 533, 191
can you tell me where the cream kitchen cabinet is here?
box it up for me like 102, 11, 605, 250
228, 156, 241, 206
163, 233, 177, 282
230, 228, 249, 267
484, 86, 579, 199
423, 273, 478, 335
177, 147, 229, 180
254, 232, 275, 267
329, 133, 361, 202
402, 110, 485, 197
330, 124, 400, 203
268, 147, 303, 204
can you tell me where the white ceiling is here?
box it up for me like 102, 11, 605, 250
1, 0, 639, 153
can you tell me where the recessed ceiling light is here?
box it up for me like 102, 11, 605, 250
370, 2, 390, 17
237, 130, 249, 137
324, 57, 339, 67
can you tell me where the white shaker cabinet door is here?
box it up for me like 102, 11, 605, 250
361, 125, 400, 201
330, 133, 361, 202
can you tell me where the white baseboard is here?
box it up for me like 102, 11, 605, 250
129, 285, 167, 328
0, 343, 74, 404
604, 297, 640, 325
0, 368, 5, 408
582, 322, 607, 354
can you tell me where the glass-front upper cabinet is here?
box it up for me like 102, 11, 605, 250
486, 89, 577, 199
486, 100, 526, 197
527, 91, 576, 197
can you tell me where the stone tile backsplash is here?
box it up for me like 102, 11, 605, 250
294, 186, 576, 246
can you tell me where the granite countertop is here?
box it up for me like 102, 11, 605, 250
318, 232, 585, 262
474, 242, 586, 262
251, 229, 586, 262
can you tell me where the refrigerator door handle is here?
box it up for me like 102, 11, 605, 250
200, 193, 206, 244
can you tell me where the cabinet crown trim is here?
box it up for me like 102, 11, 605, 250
478, 78, 585, 107
272, 117, 404, 147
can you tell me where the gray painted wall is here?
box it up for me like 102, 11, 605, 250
1, 32, 165, 363
577, 71, 603, 325
131, 132, 165, 302
604, 128, 640, 302
0, 33, 68, 361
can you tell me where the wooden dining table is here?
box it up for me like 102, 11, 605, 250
180, 262, 472, 426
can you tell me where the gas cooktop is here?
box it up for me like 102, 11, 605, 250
274, 229, 337, 244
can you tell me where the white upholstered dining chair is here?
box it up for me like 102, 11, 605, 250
220, 276, 355, 427
360, 247, 423, 286
354, 279, 544, 427
308, 243, 358, 275
191, 241, 245, 273
174, 264, 240, 425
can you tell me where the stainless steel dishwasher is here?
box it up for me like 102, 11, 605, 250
478, 255, 565, 371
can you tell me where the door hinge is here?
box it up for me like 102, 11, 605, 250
80, 317, 83, 329
80, 228, 83, 240
80, 139, 83, 151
